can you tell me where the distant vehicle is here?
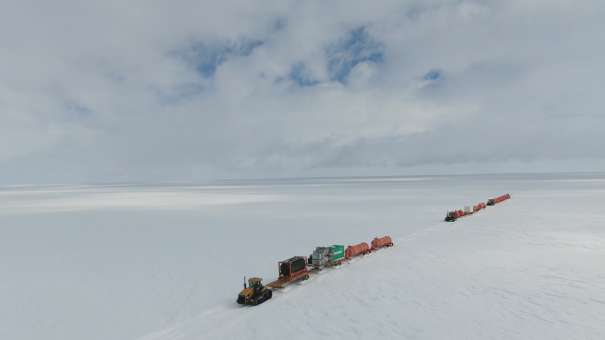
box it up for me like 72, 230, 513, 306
445, 209, 465, 222
446, 193, 511, 221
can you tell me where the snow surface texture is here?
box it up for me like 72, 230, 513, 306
1, 174, 605, 340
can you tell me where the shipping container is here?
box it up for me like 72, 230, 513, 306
268, 256, 310, 289
279, 256, 307, 277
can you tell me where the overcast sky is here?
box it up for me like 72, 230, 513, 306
1, 0, 604, 184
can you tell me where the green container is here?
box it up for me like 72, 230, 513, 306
330, 245, 345, 262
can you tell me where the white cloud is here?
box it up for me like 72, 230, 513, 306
0, 0, 604, 183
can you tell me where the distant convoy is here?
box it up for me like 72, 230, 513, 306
445, 193, 511, 222
238, 193, 511, 306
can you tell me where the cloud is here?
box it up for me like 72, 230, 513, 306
0, 0, 604, 184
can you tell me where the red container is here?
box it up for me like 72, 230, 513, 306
371, 236, 394, 250
494, 193, 511, 203
488, 194, 510, 206
473, 202, 487, 212
345, 242, 370, 259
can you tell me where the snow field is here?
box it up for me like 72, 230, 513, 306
1, 174, 604, 340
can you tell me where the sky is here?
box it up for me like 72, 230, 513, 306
1, 0, 604, 184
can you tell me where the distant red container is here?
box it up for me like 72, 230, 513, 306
371, 236, 393, 250
345, 242, 370, 259
473, 202, 486, 212
488, 193, 511, 205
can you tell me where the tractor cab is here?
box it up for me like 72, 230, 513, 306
237, 277, 272, 306
247, 277, 263, 290
445, 211, 458, 222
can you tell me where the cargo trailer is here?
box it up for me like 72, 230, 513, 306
266, 256, 310, 289
310, 245, 345, 269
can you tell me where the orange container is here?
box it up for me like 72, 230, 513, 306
345, 242, 370, 259
371, 236, 393, 250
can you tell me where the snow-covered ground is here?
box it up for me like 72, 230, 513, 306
2, 173, 605, 340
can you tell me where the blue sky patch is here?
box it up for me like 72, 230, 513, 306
155, 82, 206, 105
64, 101, 94, 120
179, 39, 264, 78
289, 63, 319, 87
424, 69, 443, 81
327, 26, 385, 83
272, 17, 287, 32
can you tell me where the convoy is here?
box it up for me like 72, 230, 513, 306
445, 193, 511, 222
237, 235, 394, 306
238, 192, 512, 306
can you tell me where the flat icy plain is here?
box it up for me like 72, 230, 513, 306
1, 173, 604, 340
